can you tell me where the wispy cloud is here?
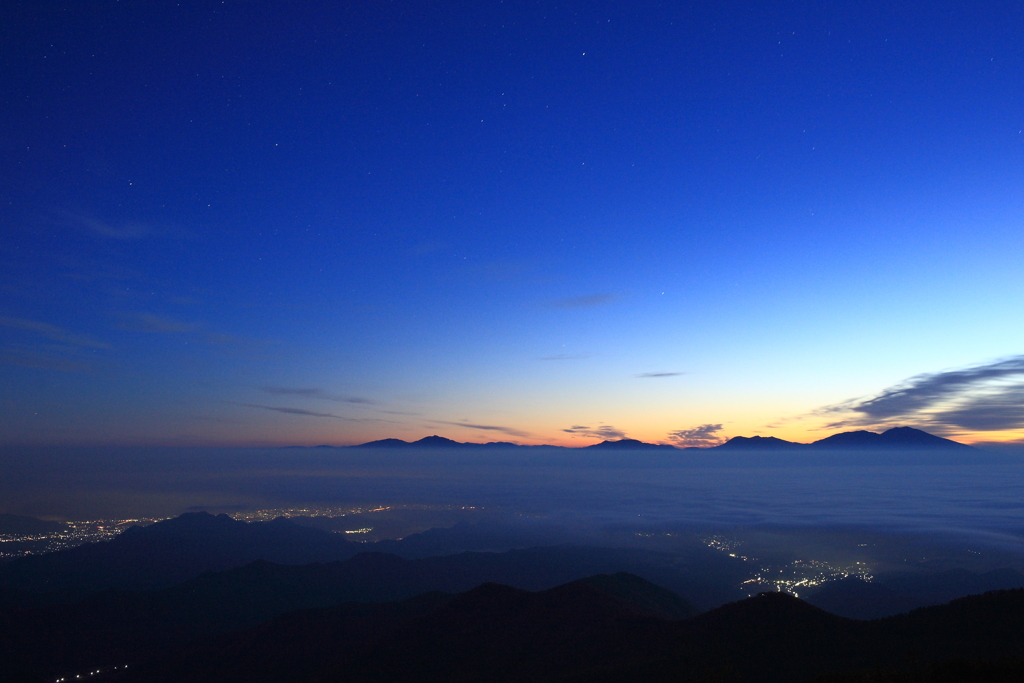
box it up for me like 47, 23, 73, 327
431, 420, 530, 438
0, 348, 94, 373
667, 424, 726, 447
118, 313, 199, 334
231, 402, 358, 420
636, 372, 684, 378
0, 315, 110, 349
116, 312, 265, 350
58, 210, 187, 241
816, 356, 1024, 434
78, 217, 153, 240
562, 424, 626, 440
551, 293, 615, 309
261, 386, 374, 405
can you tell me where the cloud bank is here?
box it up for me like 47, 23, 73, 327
820, 356, 1024, 434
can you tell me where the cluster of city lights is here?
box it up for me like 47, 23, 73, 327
229, 505, 392, 521
54, 664, 128, 681
701, 534, 874, 598
0, 519, 163, 560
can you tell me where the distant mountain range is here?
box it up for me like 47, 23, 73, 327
348, 435, 678, 450
342, 426, 973, 451
710, 426, 974, 451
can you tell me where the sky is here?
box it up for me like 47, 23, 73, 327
2, 0, 1024, 448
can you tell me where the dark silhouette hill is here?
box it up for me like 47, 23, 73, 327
118, 585, 1024, 683
575, 571, 696, 619
0, 545, 722, 678
351, 435, 474, 448
881, 566, 1024, 604
703, 427, 973, 452
713, 435, 804, 450
348, 437, 413, 448
123, 573, 692, 683
810, 426, 974, 450
351, 436, 676, 450
806, 576, 925, 619
0, 511, 748, 610
0, 514, 64, 535
806, 568, 1024, 619
583, 439, 678, 451
0, 512, 360, 601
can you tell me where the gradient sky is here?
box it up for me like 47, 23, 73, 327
3, 0, 1023, 448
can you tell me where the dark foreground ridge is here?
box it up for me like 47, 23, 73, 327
3, 512, 1024, 682
346, 426, 974, 451
84, 584, 1024, 683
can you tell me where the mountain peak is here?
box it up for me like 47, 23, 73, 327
411, 435, 463, 447
714, 435, 803, 450
810, 426, 972, 450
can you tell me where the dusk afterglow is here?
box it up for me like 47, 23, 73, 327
3, 1, 1023, 449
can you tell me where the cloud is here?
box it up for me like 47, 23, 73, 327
78, 217, 153, 240
0, 348, 94, 373
817, 356, 1024, 433
0, 315, 110, 349
927, 386, 1024, 432
116, 313, 265, 350
562, 424, 627, 440
636, 372, 684, 378
260, 386, 374, 405
231, 402, 358, 420
551, 293, 615, 309
118, 313, 199, 334
431, 420, 531, 438
667, 424, 726, 447
539, 354, 589, 361
58, 211, 187, 241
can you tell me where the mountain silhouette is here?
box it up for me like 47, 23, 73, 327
713, 435, 804, 450
0, 512, 360, 601
349, 437, 413, 448
805, 575, 925, 619
116, 584, 1024, 683
348, 427, 973, 451
4, 516, 1024, 683
121, 573, 694, 683
0, 514, 64, 535
351, 435, 467, 448
0, 550, 711, 679
350, 435, 679, 450
0, 511, 748, 610
810, 426, 973, 450
706, 427, 973, 451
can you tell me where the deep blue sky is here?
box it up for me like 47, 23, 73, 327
3, 0, 1023, 446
